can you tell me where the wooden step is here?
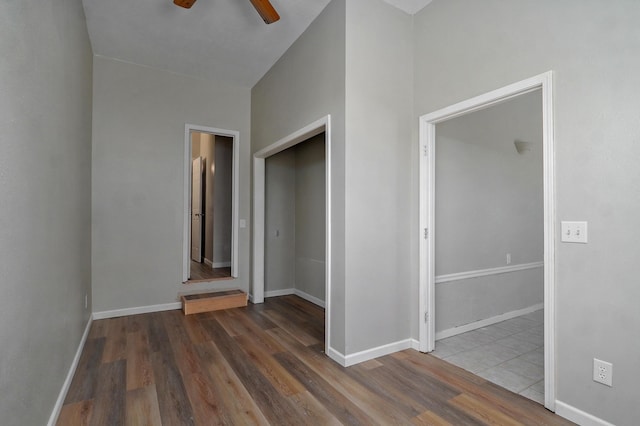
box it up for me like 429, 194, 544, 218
181, 289, 248, 315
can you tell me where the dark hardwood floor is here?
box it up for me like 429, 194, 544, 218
189, 260, 231, 282
58, 296, 574, 425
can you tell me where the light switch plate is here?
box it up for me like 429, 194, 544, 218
561, 221, 588, 243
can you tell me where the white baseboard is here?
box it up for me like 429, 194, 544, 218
264, 288, 295, 298
47, 315, 93, 426
212, 261, 231, 268
264, 288, 326, 308
92, 302, 182, 320
556, 400, 615, 426
326, 346, 347, 366
436, 303, 544, 340
204, 258, 213, 267
344, 339, 414, 367
436, 261, 543, 284
410, 339, 421, 350
293, 289, 326, 308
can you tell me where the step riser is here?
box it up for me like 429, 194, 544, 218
181, 291, 247, 315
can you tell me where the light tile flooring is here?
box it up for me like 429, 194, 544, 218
431, 310, 545, 404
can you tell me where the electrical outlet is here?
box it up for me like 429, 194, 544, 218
561, 221, 588, 243
593, 358, 613, 387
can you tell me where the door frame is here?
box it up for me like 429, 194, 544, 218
182, 124, 239, 282
252, 115, 331, 355
191, 156, 204, 262
418, 72, 556, 409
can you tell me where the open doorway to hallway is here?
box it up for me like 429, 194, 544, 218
188, 132, 233, 282
182, 124, 239, 284
431, 90, 544, 403
419, 73, 555, 409
252, 115, 332, 358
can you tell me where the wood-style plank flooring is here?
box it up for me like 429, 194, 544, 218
188, 260, 231, 282
58, 296, 574, 425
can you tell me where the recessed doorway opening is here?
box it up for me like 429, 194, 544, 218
182, 124, 239, 284
418, 72, 555, 410
252, 115, 332, 359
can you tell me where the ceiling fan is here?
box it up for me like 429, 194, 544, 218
173, 0, 280, 24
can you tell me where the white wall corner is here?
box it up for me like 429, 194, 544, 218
47, 315, 93, 426
326, 346, 347, 367
410, 339, 421, 351
555, 401, 616, 426
293, 289, 326, 308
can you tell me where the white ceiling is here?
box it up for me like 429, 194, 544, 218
82, 0, 432, 88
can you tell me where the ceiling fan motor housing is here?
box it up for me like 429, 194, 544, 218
174, 0, 196, 9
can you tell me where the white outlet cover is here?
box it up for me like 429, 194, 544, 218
593, 358, 613, 387
561, 221, 588, 243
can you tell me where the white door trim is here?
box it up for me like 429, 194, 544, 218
252, 115, 331, 357
418, 71, 556, 410
182, 124, 240, 283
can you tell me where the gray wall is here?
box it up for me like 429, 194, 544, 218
0, 0, 93, 424
295, 135, 326, 301
413, 1, 640, 423
252, 0, 347, 352
344, 0, 413, 354
92, 56, 251, 312
435, 91, 543, 332
213, 136, 233, 265
254, 0, 413, 356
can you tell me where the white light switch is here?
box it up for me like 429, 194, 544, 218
561, 221, 588, 243
239, 219, 246, 228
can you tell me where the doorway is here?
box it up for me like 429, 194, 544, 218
253, 116, 332, 358
418, 73, 556, 409
182, 124, 239, 283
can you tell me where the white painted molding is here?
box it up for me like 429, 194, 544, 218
435, 303, 543, 340
264, 289, 295, 298
92, 302, 182, 320
435, 261, 543, 284
410, 339, 421, 351
343, 339, 413, 367
204, 258, 213, 267
212, 261, 232, 268
293, 289, 326, 308
47, 315, 93, 426
555, 401, 615, 426
326, 347, 347, 366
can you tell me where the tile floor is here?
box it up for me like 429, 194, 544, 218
431, 309, 545, 404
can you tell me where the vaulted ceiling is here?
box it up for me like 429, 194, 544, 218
81, 0, 432, 88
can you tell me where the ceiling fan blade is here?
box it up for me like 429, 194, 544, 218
249, 0, 280, 24
174, 0, 197, 9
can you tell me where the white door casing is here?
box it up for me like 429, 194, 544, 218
418, 72, 556, 410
